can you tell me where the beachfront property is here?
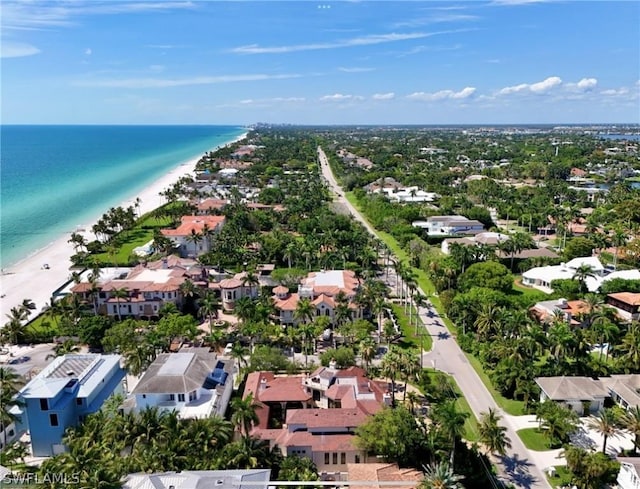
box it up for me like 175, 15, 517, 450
522, 256, 640, 294
412, 215, 485, 237
271, 270, 363, 325
161, 215, 226, 258
535, 374, 640, 416
71, 257, 206, 320
122, 348, 234, 419
244, 366, 389, 476
122, 469, 272, 489
14, 354, 125, 456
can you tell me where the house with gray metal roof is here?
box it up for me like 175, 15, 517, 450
15, 354, 125, 456
123, 348, 234, 419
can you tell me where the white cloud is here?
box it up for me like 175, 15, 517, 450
338, 67, 374, 73
407, 86, 476, 101
74, 73, 302, 88
320, 93, 364, 102
498, 76, 562, 95
490, 0, 550, 5
149, 64, 165, 72
530, 76, 562, 92
2, 2, 195, 30
372, 92, 395, 100
0, 41, 41, 58
577, 78, 597, 89
393, 14, 479, 28
84, 48, 92, 56
230, 29, 470, 54
601, 88, 629, 96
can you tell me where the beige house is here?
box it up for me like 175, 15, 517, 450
536, 375, 640, 415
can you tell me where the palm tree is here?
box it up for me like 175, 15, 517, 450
231, 393, 260, 438
46, 340, 81, 359
111, 287, 129, 321
298, 322, 319, 368
622, 406, 640, 456
0, 367, 25, 430
241, 270, 260, 299
359, 336, 376, 371
294, 297, 315, 325
420, 462, 464, 489
381, 347, 402, 407
199, 292, 221, 333
620, 322, 640, 371
478, 408, 512, 456
611, 226, 628, 270
230, 343, 249, 369
572, 264, 596, 293
432, 399, 469, 465
586, 408, 620, 453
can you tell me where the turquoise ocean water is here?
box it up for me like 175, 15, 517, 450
0, 125, 246, 269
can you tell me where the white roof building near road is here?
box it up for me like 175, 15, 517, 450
122, 469, 272, 489
522, 256, 640, 294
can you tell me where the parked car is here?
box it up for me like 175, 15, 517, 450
224, 343, 233, 355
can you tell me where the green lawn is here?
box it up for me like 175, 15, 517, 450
92, 228, 156, 265
465, 352, 527, 416
517, 427, 557, 451
547, 465, 573, 488
390, 304, 432, 352
420, 369, 479, 442
26, 313, 60, 335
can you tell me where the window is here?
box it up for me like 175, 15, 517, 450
39, 399, 48, 411
178, 393, 185, 402
341, 453, 346, 464
324, 453, 330, 465
355, 455, 361, 464
76, 398, 83, 406
169, 394, 175, 401
189, 391, 196, 402
332, 453, 338, 465
49, 414, 59, 427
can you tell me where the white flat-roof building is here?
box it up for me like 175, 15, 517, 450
413, 215, 485, 237
522, 256, 640, 294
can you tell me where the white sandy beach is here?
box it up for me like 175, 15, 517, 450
0, 133, 247, 323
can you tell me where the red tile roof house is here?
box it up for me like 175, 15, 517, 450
244, 366, 391, 478
161, 215, 225, 258
272, 270, 363, 326
71, 257, 205, 320
607, 292, 640, 322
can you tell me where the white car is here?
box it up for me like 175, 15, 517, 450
224, 343, 233, 355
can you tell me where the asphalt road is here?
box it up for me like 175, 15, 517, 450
317, 147, 551, 489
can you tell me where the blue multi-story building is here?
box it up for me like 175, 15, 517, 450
15, 354, 125, 456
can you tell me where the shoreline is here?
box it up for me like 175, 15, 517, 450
0, 132, 248, 321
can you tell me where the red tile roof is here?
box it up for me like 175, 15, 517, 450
161, 215, 225, 237
245, 372, 311, 403
286, 408, 368, 429
608, 292, 640, 306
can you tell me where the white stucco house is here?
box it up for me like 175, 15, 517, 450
522, 256, 640, 294
412, 215, 485, 237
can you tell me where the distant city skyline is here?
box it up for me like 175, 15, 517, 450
2, 1, 639, 125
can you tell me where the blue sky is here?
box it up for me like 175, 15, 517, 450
2, 1, 639, 125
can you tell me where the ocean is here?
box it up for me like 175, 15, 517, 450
0, 125, 246, 269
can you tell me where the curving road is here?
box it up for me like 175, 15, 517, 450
317, 146, 551, 489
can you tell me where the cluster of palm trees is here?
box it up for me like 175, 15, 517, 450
2, 299, 36, 345
586, 406, 640, 455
